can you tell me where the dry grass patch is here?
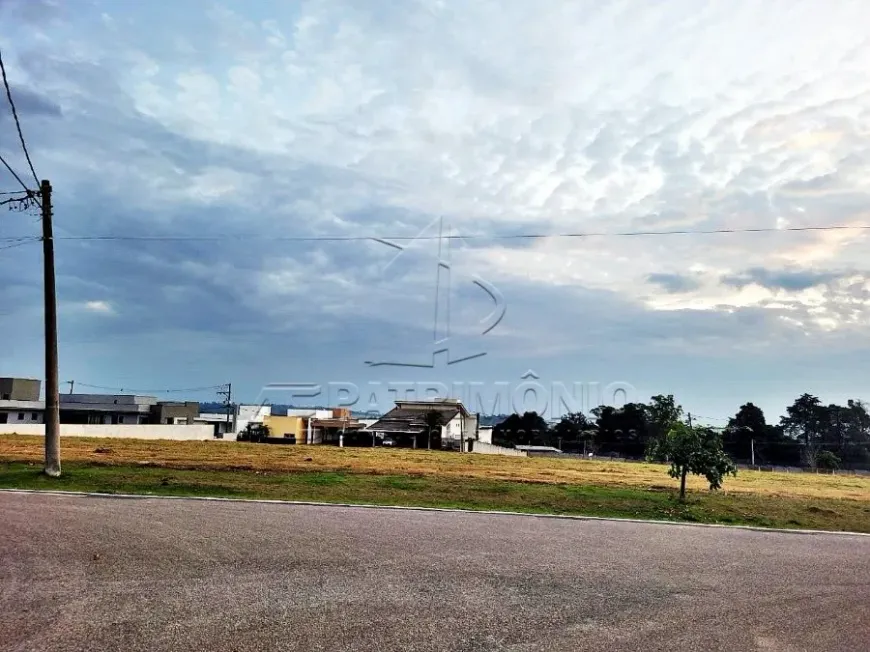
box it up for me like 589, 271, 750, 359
1, 435, 869, 502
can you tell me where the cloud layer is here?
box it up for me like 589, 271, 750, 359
2, 0, 870, 419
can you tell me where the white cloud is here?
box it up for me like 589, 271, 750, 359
84, 301, 115, 315
6, 0, 870, 415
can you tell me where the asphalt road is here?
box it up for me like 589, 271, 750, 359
1, 493, 868, 652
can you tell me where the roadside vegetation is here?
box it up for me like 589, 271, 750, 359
1, 436, 869, 532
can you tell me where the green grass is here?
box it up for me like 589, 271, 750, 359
2, 461, 869, 532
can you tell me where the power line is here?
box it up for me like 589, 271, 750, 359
0, 152, 32, 195
73, 381, 228, 394
0, 47, 39, 189
1, 192, 38, 209
45, 223, 870, 243
0, 237, 39, 251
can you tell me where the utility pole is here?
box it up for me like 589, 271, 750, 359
41, 180, 60, 477
751, 438, 755, 467
66, 380, 74, 394
216, 383, 232, 439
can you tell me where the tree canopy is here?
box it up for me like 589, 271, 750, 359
486, 393, 870, 470
648, 422, 737, 501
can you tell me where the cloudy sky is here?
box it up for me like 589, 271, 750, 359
2, 0, 870, 422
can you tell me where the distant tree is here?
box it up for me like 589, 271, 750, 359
493, 411, 549, 448
724, 402, 767, 462
646, 395, 684, 457
649, 422, 737, 501
815, 450, 841, 471
423, 410, 444, 450
824, 400, 870, 466
238, 422, 270, 443
592, 403, 651, 458
479, 414, 511, 427
781, 394, 828, 467
553, 412, 591, 451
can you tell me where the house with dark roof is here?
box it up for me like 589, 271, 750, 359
364, 398, 479, 449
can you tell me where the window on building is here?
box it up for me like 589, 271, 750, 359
31, 413, 38, 420
2, 393, 10, 400
17, 413, 24, 420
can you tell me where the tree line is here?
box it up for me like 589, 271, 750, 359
492, 393, 870, 470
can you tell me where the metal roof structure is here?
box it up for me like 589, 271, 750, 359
364, 400, 466, 434
515, 445, 563, 453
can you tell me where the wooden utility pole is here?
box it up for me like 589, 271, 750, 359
216, 383, 232, 439
225, 382, 232, 434
41, 180, 60, 477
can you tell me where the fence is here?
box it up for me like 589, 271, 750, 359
470, 441, 528, 457
0, 424, 216, 441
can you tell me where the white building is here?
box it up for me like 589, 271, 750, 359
195, 404, 272, 439
0, 400, 44, 425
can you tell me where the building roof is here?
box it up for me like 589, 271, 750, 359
394, 398, 471, 417
312, 417, 364, 429
0, 400, 44, 411
196, 413, 233, 423
364, 401, 466, 434
515, 445, 563, 453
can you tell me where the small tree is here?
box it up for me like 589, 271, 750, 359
649, 422, 737, 501
815, 450, 841, 471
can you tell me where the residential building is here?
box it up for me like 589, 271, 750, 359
263, 414, 305, 441
0, 378, 207, 431
0, 377, 44, 424
149, 401, 199, 425
59, 394, 158, 425
364, 398, 479, 448
0, 377, 40, 401
195, 404, 271, 439
194, 413, 236, 438
0, 400, 44, 424
264, 407, 365, 444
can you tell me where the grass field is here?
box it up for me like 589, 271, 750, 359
2, 435, 869, 532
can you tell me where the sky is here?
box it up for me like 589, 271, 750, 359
2, 0, 870, 423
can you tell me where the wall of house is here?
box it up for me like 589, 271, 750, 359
470, 441, 528, 457
150, 402, 199, 425
463, 413, 479, 440
442, 414, 462, 441
0, 378, 41, 401
0, 424, 216, 440
0, 410, 44, 424
59, 411, 149, 425
263, 415, 303, 439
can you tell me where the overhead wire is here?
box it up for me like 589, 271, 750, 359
0, 237, 39, 251
44, 223, 870, 244
72, 382, 228, 394
0, 47, 40, 189
0, 152, 32, 195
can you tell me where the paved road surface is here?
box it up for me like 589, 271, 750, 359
1, 492, 868, 651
